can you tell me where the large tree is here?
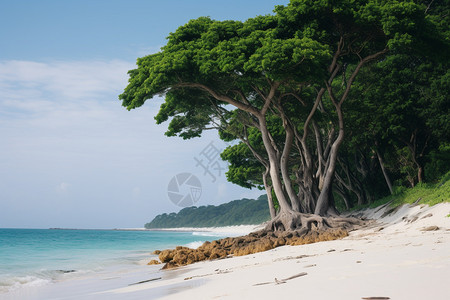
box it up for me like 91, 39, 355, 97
120, 0, 437, 231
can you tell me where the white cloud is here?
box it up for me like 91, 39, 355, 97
0, 58, 252, 228
0, 59, 135, 101
0, 59, 158, 143
0, 59, 138, 131
0, 59, 168, 171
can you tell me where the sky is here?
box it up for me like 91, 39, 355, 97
0, 0, 289, 229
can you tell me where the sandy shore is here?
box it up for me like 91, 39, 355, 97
5, 203, 448, 300
105, 202, 450, 300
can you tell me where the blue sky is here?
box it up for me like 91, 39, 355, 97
0, 0, 289, 229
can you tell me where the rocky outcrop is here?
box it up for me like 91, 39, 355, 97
152, 228, 348, 269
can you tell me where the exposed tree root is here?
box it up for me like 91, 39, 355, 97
264, 210, 365, 233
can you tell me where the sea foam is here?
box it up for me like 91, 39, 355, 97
184, 241, 205, 249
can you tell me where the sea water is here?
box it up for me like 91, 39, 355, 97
0, 228, 230, 296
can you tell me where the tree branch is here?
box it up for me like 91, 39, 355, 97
261, 81, 281, 115
339, 48, 388, 106
174, 82, 261, 116
302, 88, 325, 142
329, 36, 344, 73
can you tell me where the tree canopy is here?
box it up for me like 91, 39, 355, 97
120, 0, 449, 231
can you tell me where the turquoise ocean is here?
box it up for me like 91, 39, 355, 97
0, 228, 226, 295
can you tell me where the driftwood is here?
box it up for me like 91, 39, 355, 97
253, 272, 308, 286
184, 269, 231, 280
128, 277, 162, 286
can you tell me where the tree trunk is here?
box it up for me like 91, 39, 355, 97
375, 148, 393, 194
262, 168, 276, 219
280, 124, 301, 212
296, 135, 319, 214
315, 180, 332, 215
258, 116, 292, 213
334, 184, 350, 210
296, 171, 318, 214
404, 130, 426, 184
418, 166, 424, 184
315, 107, 344, 215
343, 156, 367, 205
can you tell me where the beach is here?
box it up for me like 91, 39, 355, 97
0, 226, 258, 299
2, 203, 449, 300
149, 202, 449, 300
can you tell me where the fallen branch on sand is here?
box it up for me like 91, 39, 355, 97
128, 277, 162, 286
253, 272, 308, 286
184, 269, 231, 280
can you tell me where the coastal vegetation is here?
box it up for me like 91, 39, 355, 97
352, 171, 450, 210
153, 172, 449, 269
145, 196, 270, 228
145, 171, 449, 230
120, 0, 449, 233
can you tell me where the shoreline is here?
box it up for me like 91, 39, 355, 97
119, 224, 263, 234
103, 202, 450, 299
146, 224, 264, 237
44, 224, 262, 235
0, 228, 243, 299
3, 203, 449, 299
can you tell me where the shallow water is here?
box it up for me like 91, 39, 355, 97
0, 228, 228, 296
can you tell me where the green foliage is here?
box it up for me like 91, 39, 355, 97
120, 0, 449, 216
144, 195, 270, 228
120, 11, 333, 113
221, 142, 264, 189
352, 171, 450, 211
345, 43, 450, 187
392, 178, 449, 207
425, 145, 450, 184
120, 0, 427, 134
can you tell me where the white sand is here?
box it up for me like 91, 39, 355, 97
107, 203, 450, 300
5, 203, 448, 300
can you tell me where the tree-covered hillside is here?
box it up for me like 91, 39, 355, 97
145, 195, 270, 228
